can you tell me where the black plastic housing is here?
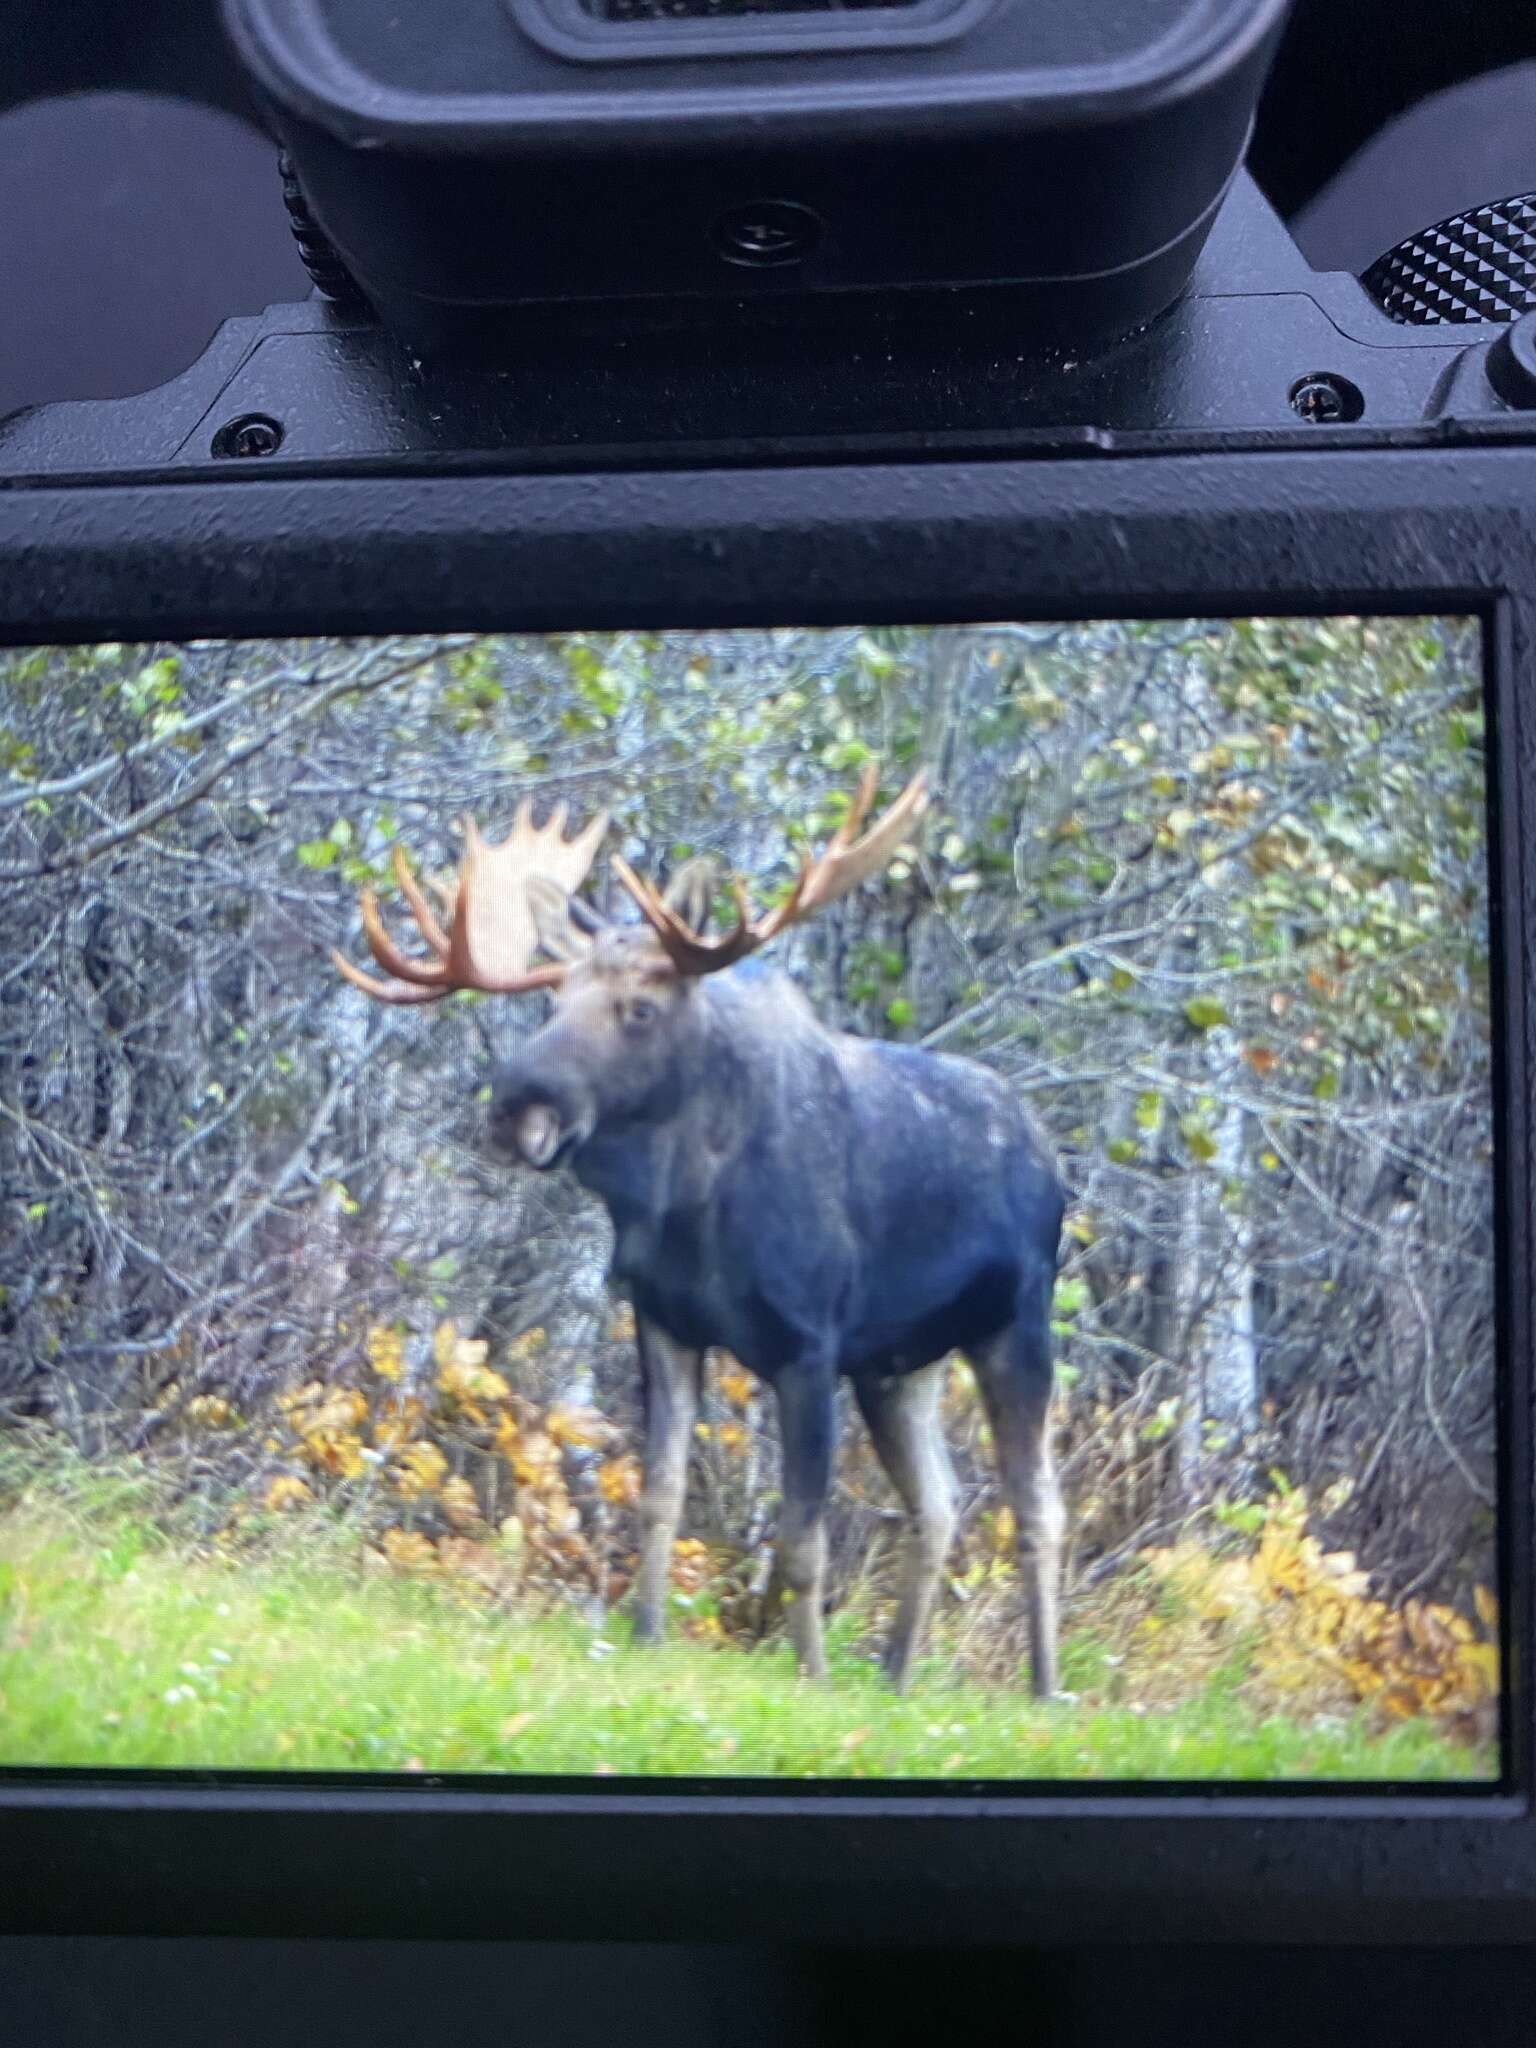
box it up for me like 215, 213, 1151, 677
3, 0, 1536, 1955
223, 0, 1291, 356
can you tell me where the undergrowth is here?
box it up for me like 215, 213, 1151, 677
0, 1433, 1496, 1783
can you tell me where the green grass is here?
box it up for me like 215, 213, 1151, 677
0, 1505, 1492, 1782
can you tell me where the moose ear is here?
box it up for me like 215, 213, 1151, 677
527, 876, 595, 963
662, 855, 719, 936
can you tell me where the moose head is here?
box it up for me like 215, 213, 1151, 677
331, 765, 930, 1171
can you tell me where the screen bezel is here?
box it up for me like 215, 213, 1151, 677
0, 440, 1528, 1942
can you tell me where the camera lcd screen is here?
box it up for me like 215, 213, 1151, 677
0, 615, 1499, 1785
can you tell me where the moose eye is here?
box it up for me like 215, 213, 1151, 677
625, 997, 659, 1029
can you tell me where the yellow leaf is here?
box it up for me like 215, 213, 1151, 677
301, 1430, 367, 1480
441, 1475, 482, 1529
840, 1727, 871, 1751
1459, 1643, 1500, 1695
501, 1711, 536, 1741
718, 1361, 756, 1409
508, 1430, 561, 1492
185, 1395, 236, 1428
598, 1455, 642, 1506
494, 1412, 521, 1459
366, 1322, 406, 1382
301, 1388, 368, 1438
438, 1357, 512, 1408
264, 1475, 314, 1513
717, 1421, 749, 1454
548, 1405, 610, 1450
671, 1537, 712, 1592
1474, 1584, 1499, 1632
277, 1380, 325, 1414
372, 1398, 427, 1451
393, 1440, 449, 1495
381, 1528, 437, 1572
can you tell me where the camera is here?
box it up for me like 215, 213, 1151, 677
0, 0, 1534, 1957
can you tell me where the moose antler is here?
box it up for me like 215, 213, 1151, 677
331, 799, 609, 1004
611, 763, 929, 977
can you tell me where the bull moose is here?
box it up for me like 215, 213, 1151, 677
333, 767, 1066, 1694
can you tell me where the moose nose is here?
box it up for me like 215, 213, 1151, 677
514, 1103, 563, 1168
488, 1062, 588, 1169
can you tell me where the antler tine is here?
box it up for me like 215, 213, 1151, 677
610, 763, 928, 980
391, 844, 451, 960
329, 946, 454, 1005
360, 883, 452, 987
798, 766, 929, 915
832, 759, 880, 850
611, 856, 760, 975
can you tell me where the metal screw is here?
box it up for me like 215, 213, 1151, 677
214, 414, 284, 458
711, 201, 822, 270
1288, 373, 1361, 423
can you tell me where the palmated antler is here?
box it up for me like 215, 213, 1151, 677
331, 799, 609, 1004
611, 762, 929, 977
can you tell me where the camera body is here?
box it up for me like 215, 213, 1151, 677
3, 0, 1536, 1954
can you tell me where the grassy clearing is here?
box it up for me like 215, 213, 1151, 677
0, 1501, 1490, 1782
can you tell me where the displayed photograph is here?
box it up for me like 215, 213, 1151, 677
0, 615, 1497, 1780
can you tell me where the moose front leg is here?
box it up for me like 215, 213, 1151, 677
772, 1367, 837, 1681
632, 1316, 702, 1644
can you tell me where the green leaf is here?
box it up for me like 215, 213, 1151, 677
1183, 996, 1229, 1032
296, 840, 339, 870
1180, 1116, 1218, 1162
1052, 1276, 1090, 1318
1140, 1399, 1181, 1444
1107, 1136, 1139, 1164
1313, 1068, 1339, 1101
1133, 1091, 1163, 1132
24, 1201, 48, 1223
885, 998, 916, 1028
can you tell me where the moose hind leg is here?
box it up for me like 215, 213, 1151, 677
974, 1301, 1064, 1699
632, 1317, 702, 1645
853, 1365, 956, 1692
